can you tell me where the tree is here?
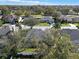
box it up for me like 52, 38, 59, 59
24, 11, 31, 17
68, 9, 76, 15
52, 11, 61, 28
43, 7, 56, 16
15, 10, 23, 16
59, 8, 69, 15
73, 8, 79, 15
2, 30, 29, 59
43, 29, 73, 59
2, 9, 11, 15
0, 20, 4, 27
23, 18, 40, 29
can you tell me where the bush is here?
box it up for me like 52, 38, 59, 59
0, 20, 4, 27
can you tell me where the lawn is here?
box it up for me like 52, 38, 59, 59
61, 23, 70, 27
73, 23, 79, 26
35, 23, 49, 26
69, 53, 79, 59
31, 15, 43, 19
0, 20, 4, 27
17, 48, 39, 53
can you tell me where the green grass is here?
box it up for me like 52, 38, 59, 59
35, 23, 49, 26
73, 23, 79, 26
69, 53, 79, 59
17, 48, 39, 53
0, 20, 4, 27
61, 23, 70, 27
31, 15, 43, 18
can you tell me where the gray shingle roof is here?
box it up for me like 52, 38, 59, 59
0, 25, 11, 36
61, 29, 79, 44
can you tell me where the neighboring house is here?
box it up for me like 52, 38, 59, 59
12, 29, 51, 59
60, 29, 79, 45
0, 24, 18, 36
72, 17, 79, 23
59, 15, 72, 22
66, 15, 79, 23
40, 16, 54, 24
59, 15, 79, 23
60, 29, 79, 52
18, 15, 54, 24
3, 15, 17, 24
0, 24, 15, 57
26, 29, 52, 47
0, 24, 11, 36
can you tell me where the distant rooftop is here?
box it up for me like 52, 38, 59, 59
66, 15, 79, 18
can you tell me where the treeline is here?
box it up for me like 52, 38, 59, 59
0, 5, 79, 15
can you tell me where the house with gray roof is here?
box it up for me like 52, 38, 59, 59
59, 15, 72, 22
40, 16, 54, 24
0, 24, 11, 36
3, 15, 17, 24
72, 17, 79, 23
60, 29, 79, 45
59, 15, 79, 23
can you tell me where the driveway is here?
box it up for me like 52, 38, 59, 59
61, 23, 78, 29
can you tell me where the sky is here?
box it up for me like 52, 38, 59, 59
0, 0, 79, 5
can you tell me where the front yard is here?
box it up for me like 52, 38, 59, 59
35, 23, 49, 26
17, 48, 39, 53
61, 23, 70, 27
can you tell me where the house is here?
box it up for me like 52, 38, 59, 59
60, 29, 79, 45
72, 17, 79, 23
66, 15, 79, 23
40, 16, 54, 24
0, 24, 14, 57
59, 15, 72, 22
10, 29, 52, 59
0, 24, 11, 36
0, 24, 18, 36
59, 15, 79, 23
3, 15, 17, 24
25, 29, 52, 47
60, 29, 79, 52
